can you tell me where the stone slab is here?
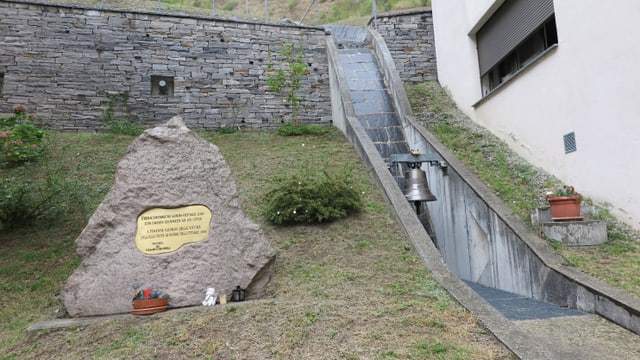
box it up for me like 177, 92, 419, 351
62, 116, 275, 317
541, 220, 607, 246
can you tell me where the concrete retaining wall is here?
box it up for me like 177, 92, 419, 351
0, 0, 331, 131
369, 9, 437, 83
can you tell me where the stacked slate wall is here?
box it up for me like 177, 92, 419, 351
0, 0, 331, 131
370, 9, 437, 83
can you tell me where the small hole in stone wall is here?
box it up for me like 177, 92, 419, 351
151, 75, 174, 96
249, 60, 254, 65
0, 73, 4, 97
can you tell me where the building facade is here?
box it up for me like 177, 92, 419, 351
431, 0, 640, 229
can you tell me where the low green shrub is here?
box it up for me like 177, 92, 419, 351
263, 162, 363, 224
0, 173, 87, 232
101, 93, 144, 136
217, 126, 239, 134
0, 105, 46, 164
222, 0, 238, 11
327, 0, 360, 22
267, 42, 309, 126
276, 123, 328, 136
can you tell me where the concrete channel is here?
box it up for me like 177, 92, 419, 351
326, 25, 640, 359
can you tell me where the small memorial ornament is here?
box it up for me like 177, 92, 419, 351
202, 287, 217, 306
232, 286, 247, 302
131, 288, 170, 315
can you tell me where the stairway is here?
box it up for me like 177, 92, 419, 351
328, 25, 409, 167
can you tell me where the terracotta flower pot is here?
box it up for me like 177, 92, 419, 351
131, 297, 169, 315
547, 196, 582, 221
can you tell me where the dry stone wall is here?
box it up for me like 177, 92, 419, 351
0, 0, 331, 131
371, 10, 437, 83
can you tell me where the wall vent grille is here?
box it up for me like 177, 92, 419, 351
564, 132, 576, 154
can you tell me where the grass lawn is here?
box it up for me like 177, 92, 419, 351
0, 128, 513, 359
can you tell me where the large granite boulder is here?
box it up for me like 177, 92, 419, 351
62, 117, 275, 317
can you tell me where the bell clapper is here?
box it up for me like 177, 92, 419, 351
414, 200, 422, 215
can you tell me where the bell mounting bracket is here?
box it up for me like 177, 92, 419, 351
390, 153, 448, 175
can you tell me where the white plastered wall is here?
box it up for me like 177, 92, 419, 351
432, 0, 640, 229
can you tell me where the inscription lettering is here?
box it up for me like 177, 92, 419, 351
135, 205, 212, 255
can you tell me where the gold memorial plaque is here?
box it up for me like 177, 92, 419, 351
135, 205, 212, 255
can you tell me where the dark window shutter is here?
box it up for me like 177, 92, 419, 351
477, 0, 554, 75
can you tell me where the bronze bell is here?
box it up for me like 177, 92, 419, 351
403, 167, 436, 214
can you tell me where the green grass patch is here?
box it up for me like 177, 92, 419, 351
407, 82, 547, 222
407, 80, 640, 299
0, 128, 512, 359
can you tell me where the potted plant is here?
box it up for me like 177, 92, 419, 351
132, 288, 170, 315
546, 185, 582, 221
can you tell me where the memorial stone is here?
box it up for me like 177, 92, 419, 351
62, 116, 275, 317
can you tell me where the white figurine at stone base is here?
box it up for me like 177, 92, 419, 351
202, 287, 217, 306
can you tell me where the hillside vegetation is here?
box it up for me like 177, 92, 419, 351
46, 0, 430, 25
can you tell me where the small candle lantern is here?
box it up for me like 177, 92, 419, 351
231, 286, 246, 302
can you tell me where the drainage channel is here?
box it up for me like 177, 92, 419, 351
331, 26, 584, 322
335, 41, 409, 165
329, 24, 640, 359
465, 281, 584, 321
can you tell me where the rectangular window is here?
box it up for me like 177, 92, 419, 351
0, 73, 4, 97
477, 0, 557, 95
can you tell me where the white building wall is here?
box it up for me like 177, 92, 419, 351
432, 0, 640, 229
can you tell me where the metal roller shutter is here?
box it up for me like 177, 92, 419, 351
477, 0, 554, 75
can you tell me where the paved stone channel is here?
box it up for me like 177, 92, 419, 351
336, 45, 409, 165
330, 25, 640, 359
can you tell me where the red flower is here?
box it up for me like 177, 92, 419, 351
143, 288, 153, 299
12, 104, 27, 114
